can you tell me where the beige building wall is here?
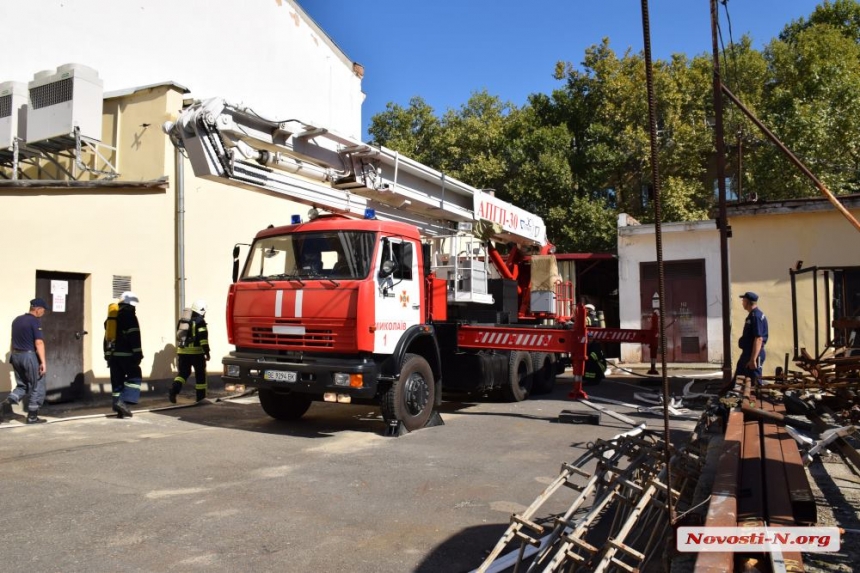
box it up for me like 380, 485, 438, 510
616, 197, 860, 371
0, 0, 367, 394
0, 83, 332, 394
1, 86, 181, 392
726, 201, 860, 375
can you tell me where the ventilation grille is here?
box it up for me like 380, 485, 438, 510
30, 77, 74, 110
112, 275, 132, 299
0, 95, 10, 119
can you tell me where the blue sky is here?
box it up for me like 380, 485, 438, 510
300, 0, 823, 140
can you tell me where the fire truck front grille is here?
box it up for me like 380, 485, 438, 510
251, 326, 336, 348
236, 318, 356, 352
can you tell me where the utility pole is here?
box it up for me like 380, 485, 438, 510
711, 0, 733, 387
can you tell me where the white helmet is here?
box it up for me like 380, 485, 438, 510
191, 299, 207, 315
120, 291, 139, 306
585, 303, 596, 311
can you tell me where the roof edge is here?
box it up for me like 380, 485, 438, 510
104, 81, 191, 100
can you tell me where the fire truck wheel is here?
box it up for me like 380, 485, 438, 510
502, 351, 534, 402
382, 353, 435, 432
530, 352, 557, 395
258, 389, 312, 420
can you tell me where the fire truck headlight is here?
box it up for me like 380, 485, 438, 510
333, 372, 350, 386
225, 365, 240, 377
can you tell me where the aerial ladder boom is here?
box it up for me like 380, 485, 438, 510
164, 98, 546, 246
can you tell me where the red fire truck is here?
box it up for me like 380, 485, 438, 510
164, 99, 657, 433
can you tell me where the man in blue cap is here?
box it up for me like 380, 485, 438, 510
735, 291, 768, 385
1, 298, 49, 424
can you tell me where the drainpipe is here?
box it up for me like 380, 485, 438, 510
176, 146, 186, 316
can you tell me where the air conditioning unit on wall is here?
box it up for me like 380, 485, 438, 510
0, 81, 27, 150
26, 63, 103, 145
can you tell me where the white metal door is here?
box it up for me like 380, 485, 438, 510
374, 237, 421, 354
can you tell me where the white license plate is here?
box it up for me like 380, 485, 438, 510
264, 370, 297, 382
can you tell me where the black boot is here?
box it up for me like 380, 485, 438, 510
0, 398, 13, 423
26, 411, 46, 424
168, 382, 182, 404
196, 390, 207, 402
115, 401, 133, 418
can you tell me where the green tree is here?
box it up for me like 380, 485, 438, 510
750, 17, 860, 198
367, 96, 441, 166
780, 0, 860, 44
433, 90, 513, 188
366, 1, 860, 251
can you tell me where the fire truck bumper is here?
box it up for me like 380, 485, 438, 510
221, 351, 380, 399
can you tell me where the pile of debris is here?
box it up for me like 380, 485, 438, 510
774, 346, 860, 390
475, 423, 706, 572
764, 347, 860, 469
476, 368, 860, 572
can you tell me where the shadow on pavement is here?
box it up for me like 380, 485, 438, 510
413, 522, 509, 573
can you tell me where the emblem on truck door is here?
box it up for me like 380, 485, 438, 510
399, 290, 409, 307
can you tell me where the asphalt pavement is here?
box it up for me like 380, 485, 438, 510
0, 372, 716, 573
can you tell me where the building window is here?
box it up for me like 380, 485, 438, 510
641, 184, 653, 207
713, 177, 738, 201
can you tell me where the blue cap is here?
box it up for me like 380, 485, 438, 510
30, 297, 47, 309
739, 292, 759, 302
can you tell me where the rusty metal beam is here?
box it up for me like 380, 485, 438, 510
761, 404, 795, 525
777, 425, 818, 526
740, 405, 813, 432
738, 414, 764, 522
695, 409, 743, 572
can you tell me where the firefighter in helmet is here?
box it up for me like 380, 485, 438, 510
170, 299, 211, 403
583, 303, 608, 385
110, 291, 143, 418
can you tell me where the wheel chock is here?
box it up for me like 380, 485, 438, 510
384, 420, 408, 437
384, 411, 445, 437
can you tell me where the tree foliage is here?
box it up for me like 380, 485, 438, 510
367, 1, 860, 252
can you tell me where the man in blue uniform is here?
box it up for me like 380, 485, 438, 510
735, 291, 768, 385
1, 298, 49, 424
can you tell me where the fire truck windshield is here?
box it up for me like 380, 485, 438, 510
241, 230, 377, 281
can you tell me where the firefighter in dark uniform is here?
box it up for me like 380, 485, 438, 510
583, 304, 608, 385
169, 299, 211, 403
110, 291, 143, 418
1, 298, 49, 424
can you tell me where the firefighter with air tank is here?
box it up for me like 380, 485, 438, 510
170, 300, 211, 403
583, 304, 608, 385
